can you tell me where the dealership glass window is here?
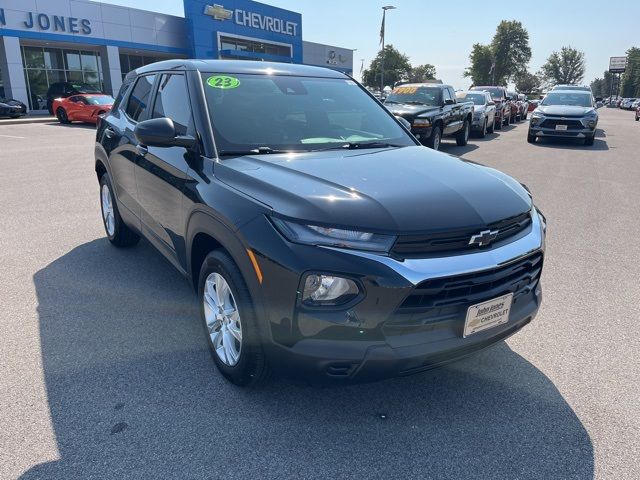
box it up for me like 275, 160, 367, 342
119, 53, 164, 80
64, 51, 82, 71
21, 46, 104, 110
23, 47, 46, 69
44, 49, 64, 70
218, 36, 291, 59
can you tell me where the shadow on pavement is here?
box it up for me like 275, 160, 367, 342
533, 135, 608, 151
42, 122, 96, 130
24, 239, 594, 479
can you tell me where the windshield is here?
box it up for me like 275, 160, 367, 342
472, 87, 503, 100
541, 92, 593, 107
385, 86, 442, 106
71, 83, 101, 94
86, 95, 114, 105
455, 93, 486, 106
553, 86, 590, 91
201, 73, 414, 154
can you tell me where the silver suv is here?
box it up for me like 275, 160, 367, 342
528, 90, 599, 146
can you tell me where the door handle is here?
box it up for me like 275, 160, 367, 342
104, 128, 116, 139
136, 144, 148, 156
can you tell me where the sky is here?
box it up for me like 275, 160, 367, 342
97, 0, 640, 89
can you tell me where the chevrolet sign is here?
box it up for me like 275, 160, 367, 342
204, 4, 233, 21
204, 4, 298, 36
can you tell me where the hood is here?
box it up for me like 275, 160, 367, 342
537, 105, 595, 116
215, 146, 532, 234
0, 99, 24, 107
385, 103, 440, 119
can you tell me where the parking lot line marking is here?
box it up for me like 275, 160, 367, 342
0, 134, 26, 139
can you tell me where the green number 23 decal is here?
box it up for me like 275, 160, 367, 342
206, 75, 241, 89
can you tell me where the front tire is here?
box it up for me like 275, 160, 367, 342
479, 118, 487, 138
426, 125, 442, 150
527, 131, 537, 143
198, 250, 270, 387
456, 119, 470, 146
56, 107, 70, 124
99, 173, 139, 247
584, 135, 595, 146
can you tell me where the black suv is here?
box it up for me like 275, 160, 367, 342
46, 82, 102, 114
95, 60, 546, 386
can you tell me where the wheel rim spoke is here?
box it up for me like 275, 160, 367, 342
203, 272, 243, 366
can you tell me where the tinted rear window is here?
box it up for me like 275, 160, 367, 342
125, 75, 156, 122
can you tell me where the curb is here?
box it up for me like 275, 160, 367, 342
0, 116, 56, 126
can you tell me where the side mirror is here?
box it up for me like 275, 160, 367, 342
444, 98, 455, 105
134, 117, 196, 148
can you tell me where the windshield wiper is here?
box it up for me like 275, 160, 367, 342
312, 141, 406, 152
218, 146, 291, 157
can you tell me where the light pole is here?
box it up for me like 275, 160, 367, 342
379, 5, 396, 93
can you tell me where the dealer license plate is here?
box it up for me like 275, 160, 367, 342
555, 124, 568, 131
463, 293, 513, 337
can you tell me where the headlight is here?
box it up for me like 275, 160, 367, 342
413, 118, 431, 127
531, 111, 543, 118
536, 207, 547, 234
301, 274, 360, 306
271, 217, 396, 253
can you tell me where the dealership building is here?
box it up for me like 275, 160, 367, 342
0, 0, 354, 111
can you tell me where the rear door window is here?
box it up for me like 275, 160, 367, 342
151, 74, 193, 136
125, 74, 156, 122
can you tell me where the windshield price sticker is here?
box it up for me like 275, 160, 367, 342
394, 86, 417, 94
207, 76, 241, 89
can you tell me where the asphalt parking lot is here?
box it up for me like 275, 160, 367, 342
1, 108, 639, 479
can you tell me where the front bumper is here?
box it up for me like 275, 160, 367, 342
471, 115, 485, 130
239, 210, 546, 383
529, 116, 597, 138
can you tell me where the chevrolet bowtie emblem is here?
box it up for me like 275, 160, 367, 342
469, 229, 499, 247
204, 4, 233, 21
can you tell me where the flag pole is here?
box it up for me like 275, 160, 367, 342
380, 6, 396, 94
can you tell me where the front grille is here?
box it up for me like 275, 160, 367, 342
540, 119, 583, 129
387, 251, 543, 327
391, 211, 531, 258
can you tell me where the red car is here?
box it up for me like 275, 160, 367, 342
53, 94, 114, 124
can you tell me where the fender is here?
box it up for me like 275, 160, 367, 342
185, 209, 268, 321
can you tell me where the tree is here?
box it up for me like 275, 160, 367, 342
463, 21, 532, 86
407, 64, 437, 83
515, 72, 541, 93
590, 71, 616, 98
362, 45, 412, 89
463, 43, 495, 86
620, 47, 640, 98
539, 47, 586, 86
590, 77, 605, 97
490, 20, 532, 84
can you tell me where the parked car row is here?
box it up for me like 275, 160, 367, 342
383, 83, 532, 150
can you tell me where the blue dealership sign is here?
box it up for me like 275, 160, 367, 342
184, 0, 303, 63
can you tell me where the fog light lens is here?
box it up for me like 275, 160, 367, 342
588, 120, 596, 128
302, 274, 359, 306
